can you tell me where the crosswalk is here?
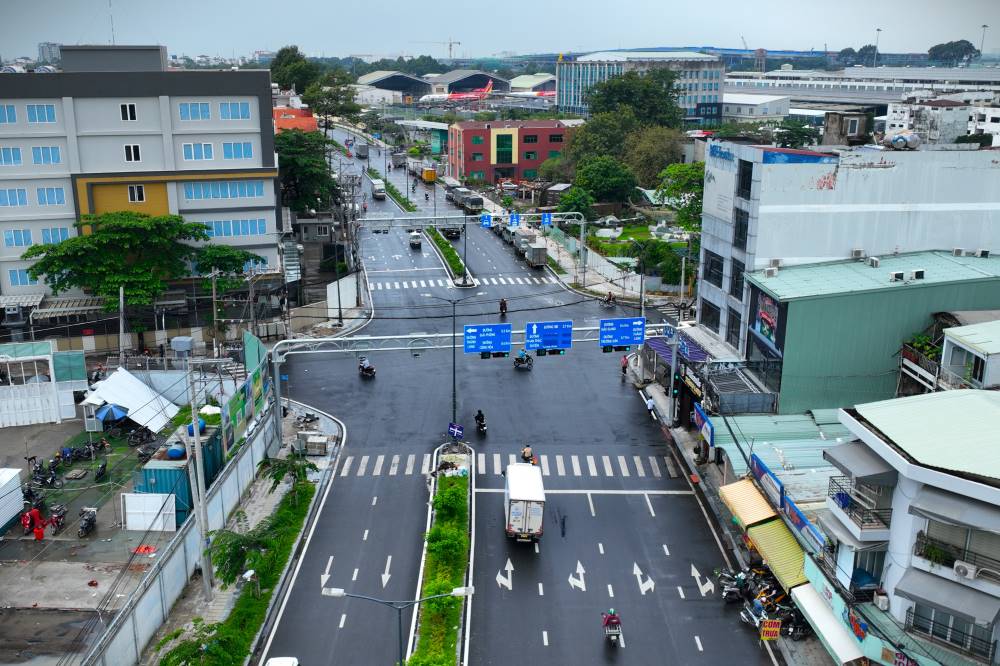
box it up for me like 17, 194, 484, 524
335, 452, 681, 480
369, 276, 556, 291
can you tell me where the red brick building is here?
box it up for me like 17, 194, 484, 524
448, 120, 571, 184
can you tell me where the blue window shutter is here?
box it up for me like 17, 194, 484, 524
220, 103, 229, 120
244, 142, 253, 158
255, 181, 264, 196
42, 229, 51, 244
46, 105, 55, 122
240, 102, 250, 119
17, 189, 26, 206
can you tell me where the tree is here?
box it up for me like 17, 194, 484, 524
655, 162, 705, 231
556, 186, 596, 220
857, 44, 877, 66
773, 120, 820, 149
302, 69, 361, 121
196, 244, 264, 292
928, 40, 980, 65
207, 512, 276, 592
622, 126, 684, 188
838, 47, 857, 65
574, 156, 637, 204
270, 45, 323, 93
586, 68, 683, 128
538, 156, 574, 182
21, 211, 239, 309
258, 454, 318, 506
567, 108, 638, 163
274, 129, 339, 213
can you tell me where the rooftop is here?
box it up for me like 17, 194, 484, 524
723, 93, 791, 105
855, 390, 1000, 483
577, 50, 719, 63
944, 318, 1000, 356
425, 69, 505, 85
727, 66, 1000, 83
747, 251, 1000, 301
509, 73, 555, 89
454, 119, 567, 131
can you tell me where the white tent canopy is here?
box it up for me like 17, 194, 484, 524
83, 368, 179, 434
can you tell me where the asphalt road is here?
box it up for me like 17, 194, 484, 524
262, 128, 775, 666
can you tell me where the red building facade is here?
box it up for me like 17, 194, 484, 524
448, 120, 570, 184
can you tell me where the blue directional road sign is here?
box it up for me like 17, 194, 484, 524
448, 422, 464, 439
463, 323, 512, 354
540, 212, 553, 226
508, 213, 521, 227
599, 317, 647, 346
525, 320, 573, 350
480, 213, 492, 228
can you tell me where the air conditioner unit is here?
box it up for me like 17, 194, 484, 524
3, 305, 20, 317
911, 269, 925, 280
769, 258, 781, 268
763, 267, 778, 278
977, 249, 990, 258
867, 257, 880, 268
890, 271, 905, 282
953, 248, 964, 257
874, 593, 890, 611
851, 248, 865, 259
954, 560, 978, 580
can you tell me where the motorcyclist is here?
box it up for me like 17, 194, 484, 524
520, 444, 533, 463
359, 356, 373, 372
602, 608, 621, 628
516, 348, 528, 364
424, 192, 429, 202
475, 410, 486, 427
499, 298, 507, 315
604, 291, 616, 305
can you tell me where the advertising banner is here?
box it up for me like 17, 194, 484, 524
749, 453, 784, 508
693, 403, 714, 447
782, 494, 826, 553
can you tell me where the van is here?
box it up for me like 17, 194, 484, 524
370, 179, 386, 200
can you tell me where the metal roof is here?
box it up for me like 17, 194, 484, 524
747, 251, 1000, 301
31, 296, 106, 319
727, 66, 1000, 84
397, 120, 449, 131
509, 74, 555, 89
723, 93, 790, 105
426, 69, 506, 85
0, 293, 43, 308
944, 318, 1000, 356
578, 50, 718, 62
855, 390, 1000, 482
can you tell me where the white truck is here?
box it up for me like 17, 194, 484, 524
371, 179, 386, 200
504, 463, 545, 542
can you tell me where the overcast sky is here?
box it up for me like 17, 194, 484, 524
5, 0, 998, 61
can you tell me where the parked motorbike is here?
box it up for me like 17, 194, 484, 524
739, 599, 768, 630
22, 485, 45, 511
78, 507, 98, 538
94, 461, 108, 483
358, 357, 376, 378
137, 443, 159, 464
48, 504, 67, 534
513, 355, 533, 370
128, 427, 155, 447
31, 468, 63, 489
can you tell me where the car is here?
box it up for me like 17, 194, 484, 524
264, 659, 299, 666
409, 231, 422, 248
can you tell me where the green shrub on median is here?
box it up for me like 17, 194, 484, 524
367, 167, 417, 212
426, 227, 467, 279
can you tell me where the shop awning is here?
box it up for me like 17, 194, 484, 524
791, 584, 865, 665
720, 479, 778, 529
894, 568, 1000, 625
823, 441, 897, 486
747, 519, 807, 591
908, 486, 1000, 533
31, 296, 106, 320
0, 294, 43, 308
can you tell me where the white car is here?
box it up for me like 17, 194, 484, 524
409, 232, 422, 248
264, 659, 299, 666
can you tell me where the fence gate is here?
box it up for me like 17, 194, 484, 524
121, 493, 177, 532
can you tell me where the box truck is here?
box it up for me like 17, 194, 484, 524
504, 463, 545, 542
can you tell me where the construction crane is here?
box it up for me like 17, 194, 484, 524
412, 39, 462, 60
740, 35, 749, 51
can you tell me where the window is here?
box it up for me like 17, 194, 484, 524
550, 134, 564, 143
179, 102, 210, 121
182, 143, 214, 161
316, 225, 328, 236
183, 180, 265, 200
41, 227, 69, 244
26, 104, 56, 123
469, 171, 485, 180
220, 101, 251, 120
910, 604, 993, 659
0, 189, 27, 207
128, 184, 145, 202
845, 117, 860, 135
120, 103, 137, 121
243, 257, 268, 273
523, 169, 538, 180
8, 269, 37, 286
548, 150, 561, 158
524, 151, 537, 160
0, 105, 15, 124
730, 259, 745, 299
206, 218, 267, 238
222, 142, 253, 159
972, 354, 986, 383
523, 134, 538, 144
124, 144, 141, 162
36, 187, 65, 205
496, 134, 513, 163
733, 208, 749, 250
471, 135, 484, 145
726, 308, 742, 350
31, 146, 61, 165
704, 251, 724, 288
700, 301, 721, 333
471, 152, 484, 162
736, 159, 753, 199
3, 229, 32, 247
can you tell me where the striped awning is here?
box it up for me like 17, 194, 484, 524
747, 519, 807, 591
720, 478, 778, 529
0, 294, 44, 308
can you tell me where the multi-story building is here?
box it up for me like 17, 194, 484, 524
556, 50, 724, 121
0, 45, 280, 298
885, 98, 971, 144
448, 120, 569, 183
969, 103, 1000, 146
721, 93, 789, 122
37, 42, 61, 64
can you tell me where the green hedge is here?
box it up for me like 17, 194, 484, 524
409, 475, 469, 665
157, 481, 317, 666
367, 167, 417, 212
426, 227, 466, 279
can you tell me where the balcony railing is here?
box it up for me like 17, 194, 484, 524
915, 533, 1000, 583
901, 343, 941, 377
938, 366, 978, 390
816, 554, 876, 604
828, 477, 892, 530
906, 608, 997, 663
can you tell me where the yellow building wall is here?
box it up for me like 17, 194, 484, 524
490, 128, 519, 165
90, 182, 169, 216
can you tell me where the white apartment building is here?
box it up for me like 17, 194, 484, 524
969, 104, 1000, 146
698, 140, 1000, 356
0, 45, 280, 298
721, 93, 790, 122
885, 98, 971, 144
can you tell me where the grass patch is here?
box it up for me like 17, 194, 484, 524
547, 256, 567, 275
368, 167, 417, 212
157, 480, 316, 666
426, 227, 467, 279
409, 475, 469, 665
330, 138, 350, 157
169, 405, 221, 432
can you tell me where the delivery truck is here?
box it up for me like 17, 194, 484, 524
355, 143, 369, 159
525, 241, 547, 268
504, 463, 545, 542
391, 153, 407, 167
370, 179, 386, 200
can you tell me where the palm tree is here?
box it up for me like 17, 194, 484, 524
258, 454, 318, 505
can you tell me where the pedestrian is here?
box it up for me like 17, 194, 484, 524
158, 344, 164, 358
33, 525, 45, 541
621, 354, 629, 376
646, 396, 656, 418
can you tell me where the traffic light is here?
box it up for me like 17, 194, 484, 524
672, 372, 681, 396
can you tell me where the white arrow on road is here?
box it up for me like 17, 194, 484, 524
381, 556, 392, 588
690, 564, 715, 597
496, 558, 514, 590
633, 562, 655, 595
321, 555, 333, 588
568, 560, 587, 591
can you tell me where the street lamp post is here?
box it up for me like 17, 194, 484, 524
426, 293, 478, 425
628, 239, 647, 320
982, 25, 990, 58
873, 28, 882, 68
322, 586, 474, 666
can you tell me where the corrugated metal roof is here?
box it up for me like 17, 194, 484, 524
720, 479, 777, 529
723, 93, 790, 105
0, 294, 43, 308
855, 390, 1000, 482
426, 69, 505, 85
32, 296, 105, 319
578, 50, 718, 62
747, 251, 1000, 301
747, 519, 807, 591
944, 318, 1000, 356
509, 73, 555, 90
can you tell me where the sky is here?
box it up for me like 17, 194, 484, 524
4, 0, 998, 62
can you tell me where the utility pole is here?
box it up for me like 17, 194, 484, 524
873, 28, 882, 68
666, 327, 680, 427
118, 286, 125, 365
187, 364, 214, 599
211, 272, 219, 358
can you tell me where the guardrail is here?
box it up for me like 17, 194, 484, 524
906, 607, 996, 663
827, 476, 892, 530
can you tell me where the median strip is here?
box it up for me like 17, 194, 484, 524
367, 167, 417, 212
426, 227, 474, 285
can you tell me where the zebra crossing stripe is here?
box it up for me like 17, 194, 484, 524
419, 280, 426, 288
376, 283, 383, 290
405, 454, 416, 475
587, 455, 598, 476
388, 455, 400, 475
340, 456, 353, 476
514, 277, 524, 284
555, 455, 565, 476
571, 455, 581, 476
617, 455, 630, 477
421, 454, 431, 474
493, 453, 501, 475
664, 455, 677, 478
357, 455, 369, 476
540, 455, 550, 476
649, 456, 662, 477
393, 282, 399, 289
602, 456, 614, 476
372, 455, 385, 476
634, 456, 646, 477
477, 453, 486, 474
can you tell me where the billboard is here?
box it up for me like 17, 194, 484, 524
693, 403, 714, 447
754, 292, 780, 348
749, 454, 784, 508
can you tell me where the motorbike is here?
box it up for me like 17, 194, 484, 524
601, 614, 623, 646
476, 418, 487, 435
739, 599, 768, 630
128, 427, 155, 447
358, 358, 376, 378
22, 485, 45, 511
48, 504, 67, 534
513, 355, 533, 371
137, 443, 159, 464
31, 468, 63, 489
78, 507, 98, 538
599, 298, 616, 309
95, 461, 108, 483
499, 301, 507, 316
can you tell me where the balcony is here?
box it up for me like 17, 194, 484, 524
827, 476, 892, 540
914, 533, 1000, 586
900, 342, 941, 391
906, 608, 997, 664
938, 365, 979, 391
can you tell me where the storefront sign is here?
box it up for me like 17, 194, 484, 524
782, 494, 826, 553
760, 618, 782, 640
882, 647, 919, 666
693, 403, 714, 447
749, 454, 784, 508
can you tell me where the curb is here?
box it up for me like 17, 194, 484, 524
424, 228, 479, 288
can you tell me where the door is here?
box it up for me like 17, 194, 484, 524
508, 500, 527, 534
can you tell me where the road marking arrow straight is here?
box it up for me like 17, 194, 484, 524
496, 558, 514, 590
321, 555, 333, 588
690, 564, 715, 597
568, 560, 587, 591
381, 555, 392, 588
633, 562, 655, 595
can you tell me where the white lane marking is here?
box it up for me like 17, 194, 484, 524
488, 278, 497, 285
664, 455, 679, 478
538, 582, 544, 596
586, 455, 597, 476
357, 455, 369, 476
405, 454, 415, 475
508, 453, 517, 467
419, 280, 426, 287
421, 454, 431, 474
571, 455, 581, 476
515, 277, 525, 284
402, 281, 409, 289
617, 455, 630, 477
695, 636, 703, 652
363, 529, 369, 541
663, 544, 670, 557
340, 456, 353, 476
645, 493, 656, 517
352, 568, 358, 581
619, 633, 626, 648
477, 453, 485, 474
540, 455, 550, 476
542, 631, 549, 647
372, 496, 378, 506
633, 455, 646, 477
372, 455, 385, 476
339, 613, 347, 629
607, 584, 615, 598
393, 282, 399, 289
602, 456, 613, 476
587, 492, 595, 517
534, 542, 539, 554
649, 456, 662, 477
375, 283, 383, 290
555, 455, 565, 476
389, 455, 400, 475
598, 542, 604, 555
493, 453, 501, 475
677, 586, 685, 599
